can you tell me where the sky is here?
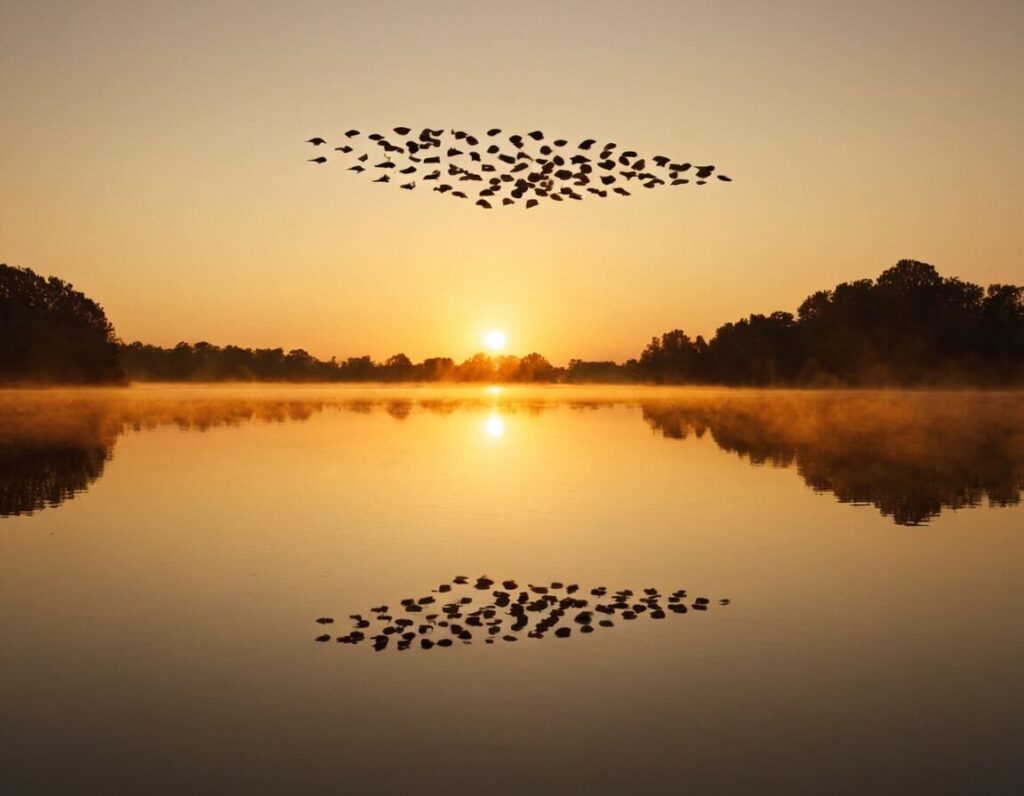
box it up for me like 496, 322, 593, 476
1, 0, 1022, 363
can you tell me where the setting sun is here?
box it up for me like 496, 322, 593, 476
484, 329, 507, 351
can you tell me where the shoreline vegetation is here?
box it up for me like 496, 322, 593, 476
1, 260, 1021, 387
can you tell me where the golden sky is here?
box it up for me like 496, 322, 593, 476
1, 1, 1021, 363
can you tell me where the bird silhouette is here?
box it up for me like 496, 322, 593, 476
307, 127, 731, 209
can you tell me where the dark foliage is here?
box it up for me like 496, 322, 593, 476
636, 260, 1022, 386
118, 341, 564, 383
5, 259, 1020, 385
0, 264, 123, 383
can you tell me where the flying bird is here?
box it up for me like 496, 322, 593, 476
306, 127, 731, 209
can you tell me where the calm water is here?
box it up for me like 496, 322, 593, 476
1, 385, 1022, 795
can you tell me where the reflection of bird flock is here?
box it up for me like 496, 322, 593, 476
306, 128, 731, 209
314, 575, 730, 650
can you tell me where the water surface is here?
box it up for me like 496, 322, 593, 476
1, 386, 1021, 794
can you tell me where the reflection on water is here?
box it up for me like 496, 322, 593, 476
0, 386, 1021, 525
639, 392, 1024, 525
2, 385, 1022, 794
318, 575, 726, 651
483, 413, 506, 438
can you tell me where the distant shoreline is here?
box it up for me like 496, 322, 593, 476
2, 381, 1021, 393
4, 259, 1021, 388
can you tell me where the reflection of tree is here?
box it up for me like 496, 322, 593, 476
2, 390, 1021, 525
641, 392, 1024, 525
0, 443, 111, 516
0, 395, 331, 517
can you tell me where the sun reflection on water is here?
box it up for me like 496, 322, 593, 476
484, 413, 505, 438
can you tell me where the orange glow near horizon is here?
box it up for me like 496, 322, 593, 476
0, 2, 1021, 364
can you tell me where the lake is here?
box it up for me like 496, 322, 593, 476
1, 385, 1021, 794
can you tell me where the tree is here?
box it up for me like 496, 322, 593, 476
0, 263, 123, 383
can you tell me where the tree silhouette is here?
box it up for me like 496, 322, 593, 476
636, 260, 1022, 386
4, 259, 1018, 385
0, 264, 122, 383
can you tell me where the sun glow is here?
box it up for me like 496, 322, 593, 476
483, 414, 505, 438
484, 329, 507, 351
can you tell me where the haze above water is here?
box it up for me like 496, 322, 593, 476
2, 386, 1022, 794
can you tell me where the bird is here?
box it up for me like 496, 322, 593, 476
372, 175, 390, 183
309, 127, 730, 209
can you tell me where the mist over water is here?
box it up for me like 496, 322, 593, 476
2, 385, 1022, 794
2, 385, 1020, 524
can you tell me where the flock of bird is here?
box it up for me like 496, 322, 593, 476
305, 127, 731, 209
314, 575, 729, 651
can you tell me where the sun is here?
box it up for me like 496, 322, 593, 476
484, 329, 507, 351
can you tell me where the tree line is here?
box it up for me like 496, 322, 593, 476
2, 259, 1021, 385
636, 259, 1022, 385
